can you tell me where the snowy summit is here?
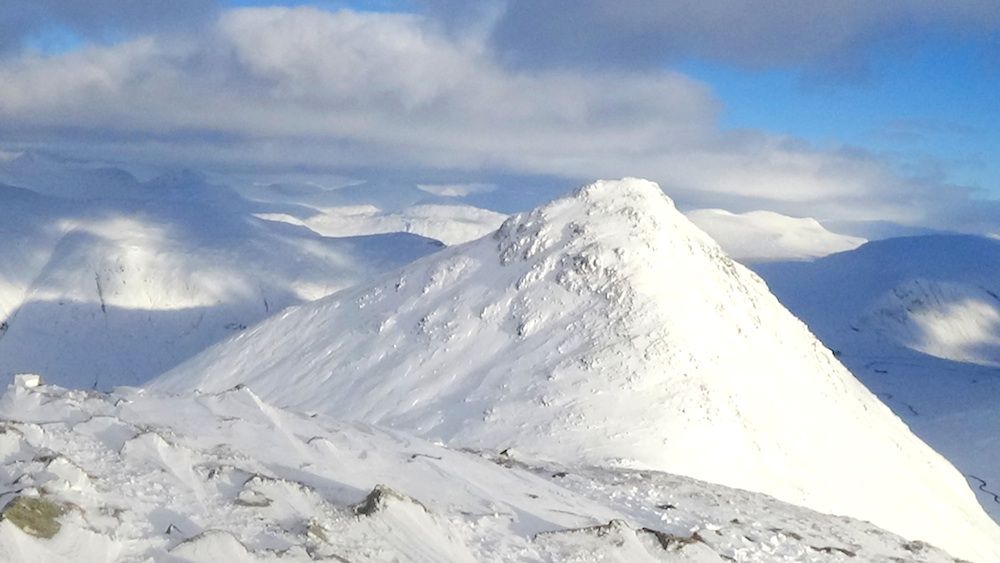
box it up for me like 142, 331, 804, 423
154, 178, 1000, 561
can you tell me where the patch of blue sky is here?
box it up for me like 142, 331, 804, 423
677, 36, 999, 195
22, 25, 86, 56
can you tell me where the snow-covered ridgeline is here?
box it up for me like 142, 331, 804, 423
0, 380, 967, 562
153, 179, 1000, 562
686, 208, 865, 263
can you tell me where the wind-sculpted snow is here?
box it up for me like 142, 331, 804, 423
0, 379, 973, 562
155, 178, 1000, 561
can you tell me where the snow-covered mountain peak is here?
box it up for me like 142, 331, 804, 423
492, 178, 739, 322
154, 179, 1000, 561
495, 178, 696, 266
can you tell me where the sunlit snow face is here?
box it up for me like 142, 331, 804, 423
31, 216, 253, 309
860, 279, 1000, 367
905, 297, 1000, 367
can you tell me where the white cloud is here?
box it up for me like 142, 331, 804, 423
0, 6, 994, 230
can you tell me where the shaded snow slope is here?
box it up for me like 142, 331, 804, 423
0, 175, 441, 389
0, 380, 969, 562
154, 179, 1000, 561
234, 180, 446, 214
0, 184, 70, 325
756, 235, 1000, 366
686, 208, 865, 263
0, 151, 141, 201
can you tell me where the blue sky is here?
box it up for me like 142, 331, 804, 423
2, 0, 999, 231
679, 37, 999, 194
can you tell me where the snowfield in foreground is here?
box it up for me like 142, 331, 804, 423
0, 381, 970, 562
154, 179, 1000, 561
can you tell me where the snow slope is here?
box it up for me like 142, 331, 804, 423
0, 172, 441, 389
0, 184, 71, 325
154, 178, 1000, 561
755, 235, 1000, 522
234, 180, 445, 214
756, 235, 1000, 366
860, 279, 1000, 367
686, 208, 865, 263
0, 379, 968, 562
257, 203, 507, 246
0, 151, 142, 201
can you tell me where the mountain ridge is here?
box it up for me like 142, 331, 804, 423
153, 178, 1000, 561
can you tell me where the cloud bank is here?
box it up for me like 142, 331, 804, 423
0, 6, 996, 231
428, 0, 1000, 73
